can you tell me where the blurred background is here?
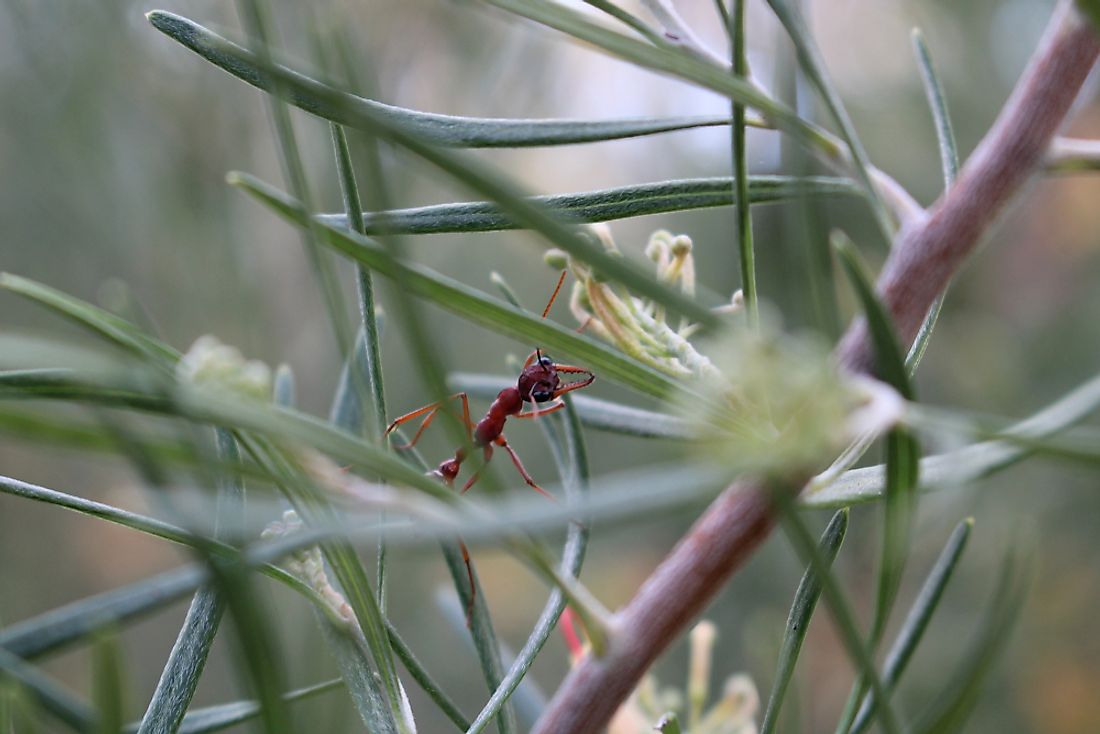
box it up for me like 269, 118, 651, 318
2, 0, 1100, 731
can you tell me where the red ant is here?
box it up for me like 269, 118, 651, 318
384, 272, 594, 620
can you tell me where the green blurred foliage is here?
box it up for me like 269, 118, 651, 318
2, 0, 1099, 732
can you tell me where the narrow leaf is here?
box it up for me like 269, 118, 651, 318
385, 623, 471, 731
0, 274, 177, 366
832, 232, 913, 398
231, 173, 690, 400
475, 0, 826, 146
316, 176, 860, 235
849, 518, 973, 734
146, 11, 730, 146
150, 10, 724, 329
465, 400, 591, 734
92, 634, 125, 734
806, 370, 1100, 507
908, 551, 1027, 734
164, 679, 341, 734
0, 648, 95, 732
763, 0, 895, 240
136, 430, 244, 734
833, 232, 920, 734
760, 509, 848, 734
905, 28, 960, 374
773, 492, 901, 734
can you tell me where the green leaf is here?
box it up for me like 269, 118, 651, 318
0, 274, 178, 367
231, 174, 691, 401
239, 437, 403, 734
872, 429, 919, 639
475, 0, 826, 148
316, 176, 860, 235
1078, 1, 1100, 43
384, 624, 471, 731
441, 542, 516, 734
908, 550, 1027, 734
729, 0, 758, 324
0, 564, 208, 661
150, 10, 728, 330
466, 400, 591, 734
92, 633, 125, 734
849, 519, 973, 734
135, 431, 244, 734
805, 369, 1100, 507
165, 679, 342, 734
762, 0, 895, 240
833, 232, 920, 734
0, 648, 95, 732
773, 492, 900, 734
760, 509, 848, 734
145, 11, 731, 147
272, 364, 296, 408
311, 619, 399, 734
905, 29, 960, 374
832, 232, 913, 399
331, 125, 387, 440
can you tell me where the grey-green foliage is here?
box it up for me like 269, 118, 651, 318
0, 4, 1085, 734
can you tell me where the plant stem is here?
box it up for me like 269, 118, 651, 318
730, 0, 758, 323
531, 6, 1100, 732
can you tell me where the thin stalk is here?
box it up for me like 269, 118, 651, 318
759, 510, 848, 734
331, 125, 387, 440
331, 124, 390, 611
234, 0, 354, 362
905, 29, 960, 375
773, 491, 900, 734
849, 519, 973, 734
763, 0, 897, 243
583, 0, 666, 45
730, 0, 757, 323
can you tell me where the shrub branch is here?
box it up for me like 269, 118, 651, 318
531, 4, 1100, 733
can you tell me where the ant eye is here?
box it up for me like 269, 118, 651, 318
539, 356, 553, 368
531, 389, 552, 402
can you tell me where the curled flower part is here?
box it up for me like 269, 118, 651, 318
550, 226, 730, 379
568, 616, 759, 734
262, 510, 356, 625
176, 335, 272, 400
696, 674, 759, 734
689, 620, 717, 726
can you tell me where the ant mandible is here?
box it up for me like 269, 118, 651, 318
384, 271, 595, 497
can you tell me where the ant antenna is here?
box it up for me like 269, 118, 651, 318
541, 270, 567, 320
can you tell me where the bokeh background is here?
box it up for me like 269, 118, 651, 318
3, 0, 1100, 731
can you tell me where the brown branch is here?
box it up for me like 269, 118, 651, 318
531, 4, 1100, 733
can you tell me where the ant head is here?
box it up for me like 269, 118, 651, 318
518, 350, 561, 403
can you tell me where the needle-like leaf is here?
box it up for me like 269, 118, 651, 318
316, 176, 859, 235
146, 11, 732, 147
760, 509, 848, 734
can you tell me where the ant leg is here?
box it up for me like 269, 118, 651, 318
459, 539, 476, 628
513, 399, 566, 419
496, 434, 555, 500
385, 392, 471, 449
461, 446, 494, 494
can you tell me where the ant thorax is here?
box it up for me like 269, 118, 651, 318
517, 355, 561, 403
